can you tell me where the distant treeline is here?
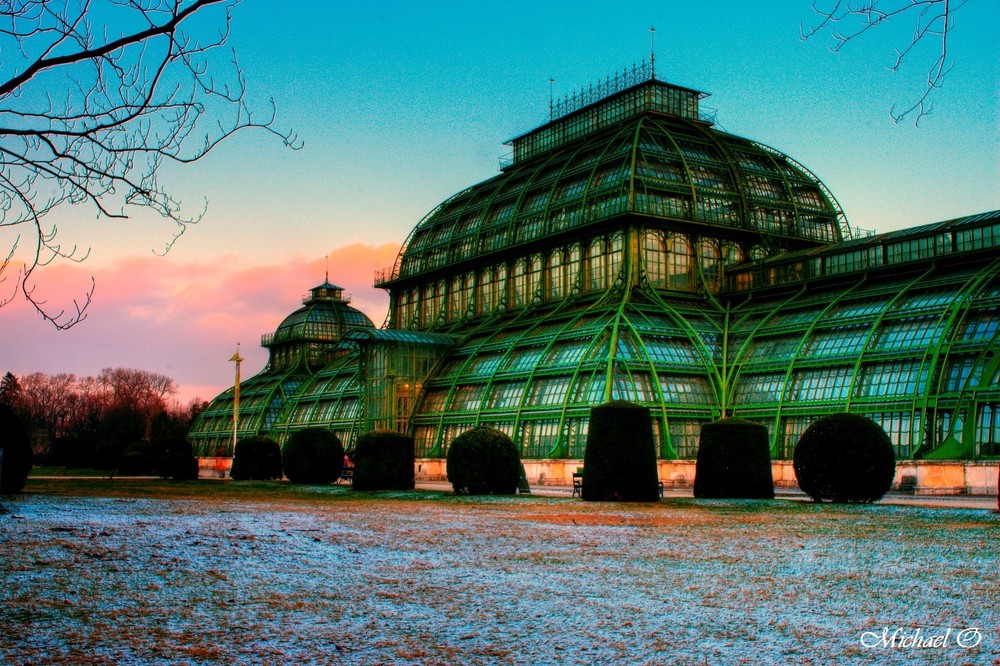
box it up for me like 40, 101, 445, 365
0, 369, 205, 468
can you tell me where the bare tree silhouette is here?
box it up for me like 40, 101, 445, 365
801, 0, 970, 125
0, 0, 299, 328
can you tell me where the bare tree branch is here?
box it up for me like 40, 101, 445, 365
801, 0, 969, 125
0, 0, 301, 328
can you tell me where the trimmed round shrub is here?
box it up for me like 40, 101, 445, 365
582, 401, 660, 502
446, 426, 520, 495
694, 418, 774, 499
159, 452, 199, 480
0, 404, 33, 494
793, 413, 895, 503
156, 437, 198, 480
352, 430, 414, 491
117, 442, 158, 476
230, 436, 283, 481
282, 428, 344, 485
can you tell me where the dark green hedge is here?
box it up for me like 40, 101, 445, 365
793, 413, 895, 503
446, 426, 520, 495
694, 418, 774, 499
352, 430, 414, 491
230, 436, 283, 481
0, 404, 33, 494
582, 401, 659, 502
155, 437, 198, 480
282, 428, 344, 485
117, 443, 158, 476
159, 452, 199, 480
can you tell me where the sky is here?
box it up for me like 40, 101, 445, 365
2, 0, 998, 406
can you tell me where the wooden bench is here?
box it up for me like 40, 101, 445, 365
572, 472, 664, 498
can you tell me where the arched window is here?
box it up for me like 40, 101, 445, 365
698, 238, 721, 292
391, 292, 407, 329
429, 281, 445, 325
667, 233, 693, 290
721, 241, 745, 267
493, 265, 508, 309
608, 232, 624, 281
547, 250, 565, 300
566, 244, 582, 293
527, 255, 544, 301
406, 288, 420, 328
476, 265, 508, 316
463, 273, 476, 317
446, 273, 475, 323
419, 285, 435, 327
477, 268, 493, 316
448, 276, 463, 322
642, 229, 668, 287
511, 259, 528, 307
586, 238, 607, 292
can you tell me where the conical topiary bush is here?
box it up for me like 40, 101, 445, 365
582, 401, 660, 502
694, 418, 774, 499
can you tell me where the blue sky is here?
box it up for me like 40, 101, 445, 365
149, 0, 999, 264
3, 0, 998, 403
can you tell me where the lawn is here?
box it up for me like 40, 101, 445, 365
2, 479, 997, 665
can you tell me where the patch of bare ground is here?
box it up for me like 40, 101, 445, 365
1, 479, 997, 664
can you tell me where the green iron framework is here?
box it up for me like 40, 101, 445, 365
190, 70, 999, 462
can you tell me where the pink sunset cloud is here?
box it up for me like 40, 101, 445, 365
1, 242, 399, 406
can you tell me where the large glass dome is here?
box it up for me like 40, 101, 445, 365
387, 79, 847, 286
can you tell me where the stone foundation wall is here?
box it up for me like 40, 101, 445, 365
421, 458, 999, 496
198, 457, 232, 479
200, 456, 998, 496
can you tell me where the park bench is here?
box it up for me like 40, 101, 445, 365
571, 471, 665, 498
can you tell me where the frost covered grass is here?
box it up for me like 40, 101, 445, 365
2, 479, 997, 665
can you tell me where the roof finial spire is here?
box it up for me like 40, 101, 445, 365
549, 77, 555, 121
649, 26, 657, 80
325, 254, 329, 283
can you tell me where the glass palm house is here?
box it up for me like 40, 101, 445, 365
189, 64, 1000, 474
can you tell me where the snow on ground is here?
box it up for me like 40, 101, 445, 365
1, 488, 997, 665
